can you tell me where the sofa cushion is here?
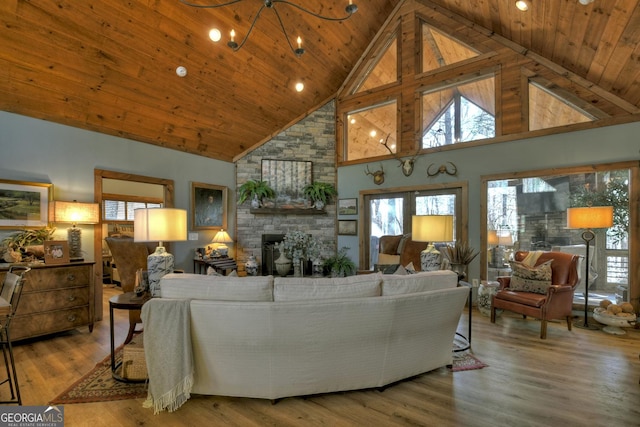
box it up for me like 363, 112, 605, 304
159, 273, 274, 301
381, 270, 458, 295
273, 274, 382, 301
508, 260, 553, 294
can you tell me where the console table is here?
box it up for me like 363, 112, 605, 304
0, 261, 95, 341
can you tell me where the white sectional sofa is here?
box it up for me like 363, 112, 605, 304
146, 270, 468, 402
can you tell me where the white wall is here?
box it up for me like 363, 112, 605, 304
0, 111, 235, 272
337, 122, 640, 282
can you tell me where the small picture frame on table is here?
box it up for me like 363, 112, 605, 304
338, 220, 357, 236
44, 240, 70, 264
338, 198, 358, 215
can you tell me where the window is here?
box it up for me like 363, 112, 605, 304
484, 165, 632, 304
346, 100, 398, 161
362, 185, 466, 270
421, 77, 495, 148
103, 199, 162, 222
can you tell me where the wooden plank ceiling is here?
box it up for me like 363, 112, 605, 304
1, 0, 639, 162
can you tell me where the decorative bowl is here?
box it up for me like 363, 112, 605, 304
592, 307, 636, 335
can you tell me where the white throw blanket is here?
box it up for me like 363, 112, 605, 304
521, 250, 544, 266
141, 298, 193, 413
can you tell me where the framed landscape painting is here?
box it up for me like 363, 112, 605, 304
338, 220, 357, 236
338, 198, 358, 215
191, 182, 227, 230
0, 179, 52, 228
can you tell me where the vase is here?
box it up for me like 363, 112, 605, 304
245, 255, 258, 276
312, 258, 324, 277
314, 200, 325, 210
251, 194, 261, 209
274, 253, 292, 277
478, 282, 502, 317
293, 259, 303, 277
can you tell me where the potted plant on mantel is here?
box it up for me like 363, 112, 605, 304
302, 182, 337, 210
238, 179, 276, 209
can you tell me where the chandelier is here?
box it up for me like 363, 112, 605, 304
178, 0, 358, 57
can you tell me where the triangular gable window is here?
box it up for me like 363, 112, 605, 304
422, 24, 479, 73
354, 36, 398, 94
529, 83, 593, 131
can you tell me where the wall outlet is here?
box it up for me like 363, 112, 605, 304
472, 278, 479, 287
188, 232, 199, 241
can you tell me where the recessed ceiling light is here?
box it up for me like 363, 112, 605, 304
295, 82, 304, 92
176, 66, 187, 77
209, 28, 222, 42
515, 0, 530, 11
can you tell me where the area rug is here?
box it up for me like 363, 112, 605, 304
49, 347, 147, 404
450, 352, 488, 372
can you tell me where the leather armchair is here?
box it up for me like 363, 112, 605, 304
491, 251, 580, 339
105, 237, 152, 344
379, 234, 427, 271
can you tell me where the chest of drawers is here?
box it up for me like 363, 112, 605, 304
0, 262, 95, 341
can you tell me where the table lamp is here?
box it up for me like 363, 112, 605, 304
211, 229, 233, 257
566, 205, 613, 329
49, 200, 100, 260
134, 208, 187, 296
412, 215, 454, 271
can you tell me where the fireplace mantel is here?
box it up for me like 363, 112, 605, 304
250, 208, 327, 215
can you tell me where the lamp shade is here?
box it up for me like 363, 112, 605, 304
134, 208, 187, 243
566, 206, 614, 229
498, 231, 513, 246
212, 229, 233, 244
412, 215, 454, 242
487, 230, 499, 245
49, 200, 99, 224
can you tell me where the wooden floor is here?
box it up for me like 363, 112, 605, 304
6, 285, 640, 426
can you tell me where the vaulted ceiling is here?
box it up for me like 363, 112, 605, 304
1, 0, 639, 162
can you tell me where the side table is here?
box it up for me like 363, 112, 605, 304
193, 257, 238, 275
454, 280, 473, 352
109, 292, 150, 383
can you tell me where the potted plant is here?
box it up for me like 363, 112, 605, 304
302, 182, 337, 210
323, 247, 356, 277
238, 179, 275, 208
441, 241, 479, 279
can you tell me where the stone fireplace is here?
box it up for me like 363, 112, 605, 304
236, 101, 337, 274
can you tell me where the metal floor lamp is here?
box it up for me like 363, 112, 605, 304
566, 206, 613, 329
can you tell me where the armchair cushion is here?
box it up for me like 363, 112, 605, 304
508, 260, 553, 294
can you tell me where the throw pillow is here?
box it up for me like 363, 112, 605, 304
509, 260, 553, 294
375, 264, 400, 274
404, 262, 417, 274
396, 234, 412, 255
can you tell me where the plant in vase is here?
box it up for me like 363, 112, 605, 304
441, 241, 479, 279
238, 179, 275, 208
306, 238, 325, 277
280, 231, 312, 276
323, 247, 356, 277
302, 182, 337, 210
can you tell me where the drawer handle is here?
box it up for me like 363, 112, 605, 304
68, 295, 76, 302
67, 314, 76, 322
67, 274, 76, 282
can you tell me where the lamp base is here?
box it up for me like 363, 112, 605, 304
67, 226, 82, 259
420, 244, 442, 272
147, 246, 174, 297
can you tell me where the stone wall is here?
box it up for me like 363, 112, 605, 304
235, 100, 337, 274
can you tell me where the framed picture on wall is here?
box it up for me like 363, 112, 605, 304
44, 240, 70, 264
261, 159, 313, 209
191, 182, 228, 230
0, 179, 52, 229
338, 198, 358, 215
338, 220, 357, 236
